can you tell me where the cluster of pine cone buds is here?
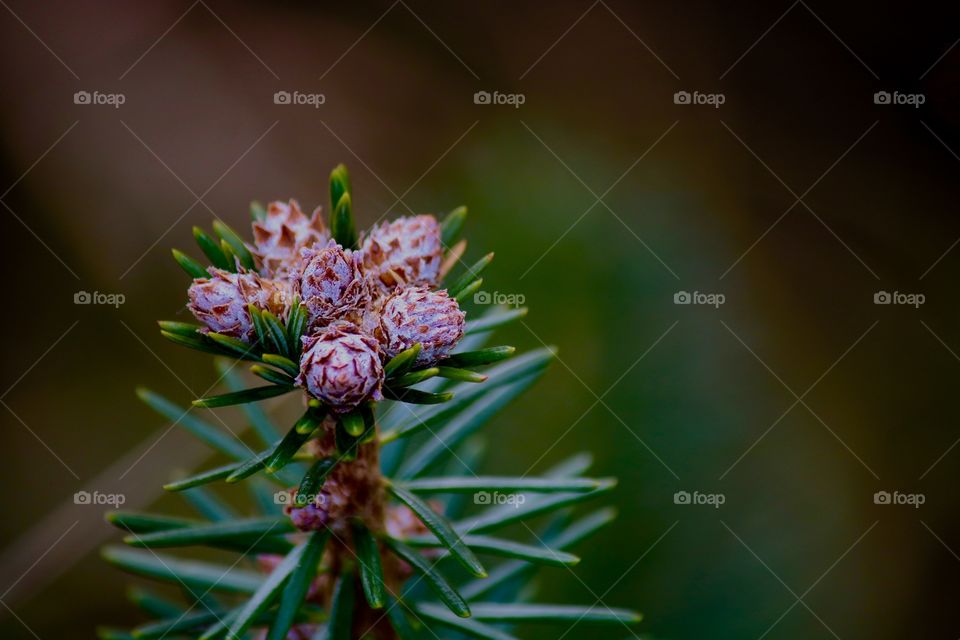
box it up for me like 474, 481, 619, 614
187, 200, 465, 413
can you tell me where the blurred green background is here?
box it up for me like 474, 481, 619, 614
2, 1, 960, 637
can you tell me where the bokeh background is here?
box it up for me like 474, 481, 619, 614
2, 1, 960, 638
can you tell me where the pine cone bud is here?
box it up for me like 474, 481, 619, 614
360, 214, 442, 289
283, 474, 353, 532
299, 240, 372, 329
296, 322, 384, 412
187, 269, 291, 341
376, 285, 465, 365
252, 199, 328, 279
285, 493, 331, 532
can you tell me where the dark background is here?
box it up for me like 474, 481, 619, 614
2, 1, 960, 638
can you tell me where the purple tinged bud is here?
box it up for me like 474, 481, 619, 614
287, 502, 330, 532
299, 240, 372, 330
296, 322, 384, 412
376, 285, 465, 365
252, 199, 328, 279
360, 214, 442, 289
187, 268, 291, 341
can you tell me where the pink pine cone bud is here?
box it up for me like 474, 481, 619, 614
296, 322, 384, 412
188, 269, 292, 341
299, 240, 372, 329
360, 214, 442, 289
283, 476, 352, 532
285, 490, 332, 532
252, 199, 328, 279
376, 285, 465, 365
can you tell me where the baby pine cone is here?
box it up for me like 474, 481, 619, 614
252, 199, 327, 279
376, 285, 465, 365
285, 490, 332, 532
360, 214, 442, 290
296, 322, 384, 412
299, 240, 371, 329
188, 269, 290, 341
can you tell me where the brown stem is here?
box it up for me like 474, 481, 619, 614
304, 418, 399, 639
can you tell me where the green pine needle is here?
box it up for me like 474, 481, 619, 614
387, 483, 485, 578
319, 568, 356, 640
447, 252, 494, 297
330, 190, 358, 250
192, 384, 295, 408
122, 517, 293, 549
403, 532, 580, 567
193, 226, 230, 270
295, 458, 336, 506
137, 388, 249, 460
266, 532, 328, 640
383, 387, 454, 405
262, 353, 299, 377
213, 220, 256, 270
102, 546, 264, 594
395, 476, 608, 494
339, 411, 366, 437
384, 538, 471, 618
440, 346, 516, 368
384, 343, 422, 377
352, 522, 387, 609
171, 249, 207, 278
465, 306, 528, 335
250, 200, 267, 222
265, 423, 315, 473
388, 367, 440, 387
224, 538, 308, 640
453, 277, 483, 303
440, 206, 467, 247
